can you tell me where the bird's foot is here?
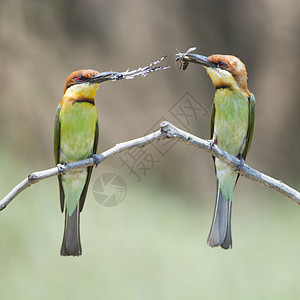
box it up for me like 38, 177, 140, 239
91, 154, 101, 167
235, 155, 244, 172
209, 139, 215, 150
57, 163, 66, 175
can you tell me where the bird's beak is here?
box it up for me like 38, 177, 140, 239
178, 53, 211, 68
90, 71, 121, 83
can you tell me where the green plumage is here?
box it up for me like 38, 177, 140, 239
54, 101, 98, 256
208, 89, 255, 248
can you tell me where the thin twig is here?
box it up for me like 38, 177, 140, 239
114, 56, 170, 80
0, 121, 299, 211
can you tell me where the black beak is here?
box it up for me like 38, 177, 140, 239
177, 53, 211, 68
90, 71, 121, 83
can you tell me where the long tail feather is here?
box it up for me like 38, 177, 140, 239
207, 181, 232, 249
60, 205, 81, 256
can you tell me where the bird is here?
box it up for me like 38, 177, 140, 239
177, 51, 255, 249
54, 69, 119, 256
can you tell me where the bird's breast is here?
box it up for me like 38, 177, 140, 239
59, 102, 98, 162
213, 89, 249, 156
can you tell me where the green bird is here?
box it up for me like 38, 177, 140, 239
54, 69, 118, 256
178, 52, 255, 249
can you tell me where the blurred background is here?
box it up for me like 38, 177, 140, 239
1, 0, 300, 299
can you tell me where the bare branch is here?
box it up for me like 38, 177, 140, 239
1, 121, 299, 211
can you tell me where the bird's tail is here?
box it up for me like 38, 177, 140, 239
61, 205, 82, 256
207, 180, 232, 249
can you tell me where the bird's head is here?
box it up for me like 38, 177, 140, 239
62, 69, 120, 103
178, 53, 250, 96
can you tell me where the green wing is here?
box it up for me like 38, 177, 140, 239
54, 104, 61, 165
79, 120, 99, 212
54, 104, 65, 212
235, 93, 255, 186
242, 93, 256, 160
210, 102, 215, 140
210, 102, 217, 173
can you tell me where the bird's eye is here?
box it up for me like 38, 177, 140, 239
217, 61, 226, 69
77, 75, 83, 82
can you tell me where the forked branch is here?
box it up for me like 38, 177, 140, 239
0, 121, 299, 211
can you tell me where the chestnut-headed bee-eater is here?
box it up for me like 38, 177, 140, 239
54, 69, 118, 256
179, 52, 255, 249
